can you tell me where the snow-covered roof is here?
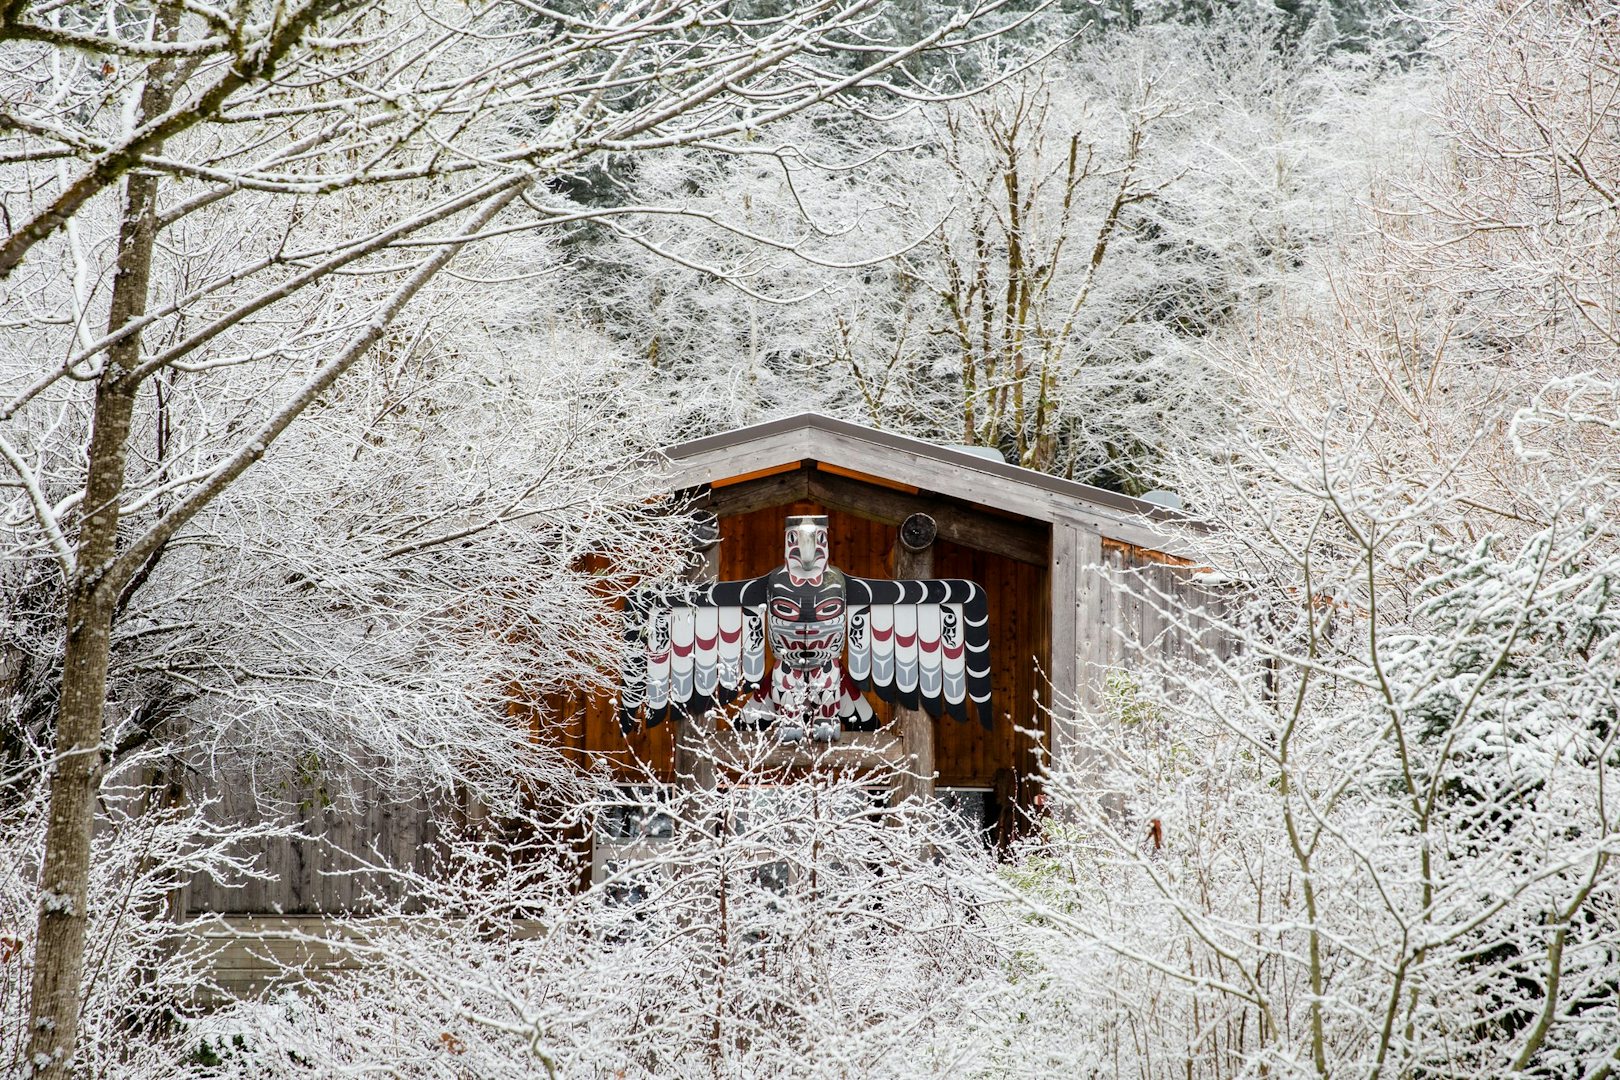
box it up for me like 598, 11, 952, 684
660, 412, 1185, 554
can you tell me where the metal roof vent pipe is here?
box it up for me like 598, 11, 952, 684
1139, 489, 1184, 511
944, 444, 1009, 463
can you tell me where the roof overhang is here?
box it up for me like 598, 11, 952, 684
659, 413, 1191, 555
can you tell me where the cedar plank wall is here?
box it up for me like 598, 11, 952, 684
185, 769, 440, 916
548, 654, 674, 784
183, 515, 1220, 915
933, 527, 1045, 790
476, 517, 1215, 790
1091, 538, 1238, 684
563, 501, 1045, 791
718, 502, 1044, 790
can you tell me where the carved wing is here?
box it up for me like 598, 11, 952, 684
845, 577, 994, 729
619, 577, 769, 731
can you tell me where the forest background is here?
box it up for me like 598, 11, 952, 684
3, 0, 1619, 1075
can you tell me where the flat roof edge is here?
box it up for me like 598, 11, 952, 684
662, 412, 1187, 526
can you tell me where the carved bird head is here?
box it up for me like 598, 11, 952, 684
783, 514, 829, 584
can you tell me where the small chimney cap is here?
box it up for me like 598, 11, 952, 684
1139, 489, 1184, 511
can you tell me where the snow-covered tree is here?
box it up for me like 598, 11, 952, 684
570, 16, 1435, 490
997, 412, 1620, 1075
1, 736, 306, 1075
984, 1, 1620, 1074
9, 0, 1613, 1073
0, 0, 1037, 1069
179, 744, 1002, 1078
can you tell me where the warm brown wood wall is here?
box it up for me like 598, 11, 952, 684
552, 501, 1047, 791
933, 529, 1046, 790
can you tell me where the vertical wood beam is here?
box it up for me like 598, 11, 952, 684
891, 513, 937, 804
1076, 528, 1104, 712
1049, 522, 1106, 773
1071, 526, 1104, 771
1048, 522, 1080, 768
676, 512, 720, 791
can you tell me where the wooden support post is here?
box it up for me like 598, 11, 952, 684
1073, 528, 1103, 729
891, 513, 936, 805
676, 511, 719, 792
1048, 522, 1082, 769
1059, 525, 1106, 823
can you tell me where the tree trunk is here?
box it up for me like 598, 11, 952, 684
890, 513, 936, 806
26, 26, 173, 1074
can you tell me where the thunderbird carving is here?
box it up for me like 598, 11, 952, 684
618, 515, 993, 737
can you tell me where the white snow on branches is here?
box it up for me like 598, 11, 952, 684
6, 0, 1620, 1076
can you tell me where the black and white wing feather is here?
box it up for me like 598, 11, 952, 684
619, 577, 768, 731
845, 577, 994, 729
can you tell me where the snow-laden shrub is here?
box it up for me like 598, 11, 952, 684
0, 749, 301, 1076
192, 752, 1006, 1079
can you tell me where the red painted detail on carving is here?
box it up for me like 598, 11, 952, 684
719, 626, 742, 644
695, 635, 716, 650
649, 650, 670, 664
895, 632, 917, 648
672, 641, 693, 658
871, 625, 893, 643
943, 642, 965, 660
919, 636, 940, 654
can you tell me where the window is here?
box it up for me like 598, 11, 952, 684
590, 785, 674, 889
935, 786, 996, 847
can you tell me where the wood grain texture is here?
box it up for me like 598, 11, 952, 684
185, 476, 1236, 915
805, 469, 1048, 565
700, 466, 1050, 565
662, 419, 1190, 554
185, 770, 440, 916
569, 501, 1048, 791
699, 467, 811, 518
1048, 523, 1083, 764
1075, 538, 1238, 705
891, 518, 935, 802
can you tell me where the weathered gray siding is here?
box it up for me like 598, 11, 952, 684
1049, 532, 1239, 766
183, 772, 443, 916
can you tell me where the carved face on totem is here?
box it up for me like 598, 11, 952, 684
766, 515, 846, 672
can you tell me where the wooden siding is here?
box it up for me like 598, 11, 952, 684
934, 529, 1046, 791
181, 527, 1228, 917
701, 463, 1050, 566
559, 501, 1046, 792
179, 916, 547, 1003
662, 413, 1188, 554
177, 418, 1237, 917
1093, 539, 1236, 674
724, 502, 1045, 790
1047, 534, 1240, 771
185, 770, 443, 916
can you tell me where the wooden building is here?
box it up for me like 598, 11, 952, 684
187, 413, 1223, 929
549, 413, 1212, 841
